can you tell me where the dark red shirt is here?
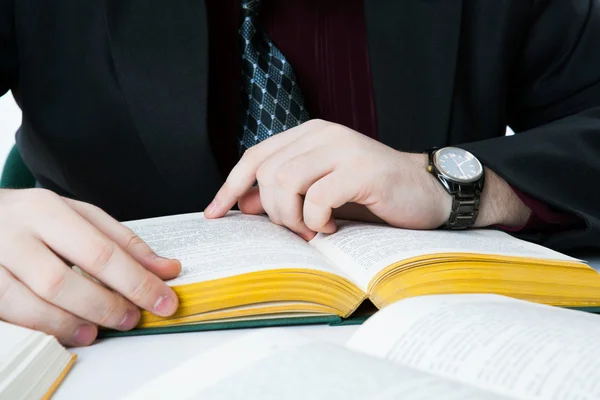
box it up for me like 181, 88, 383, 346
205, 0, 580, 233
206, 0, 375, 176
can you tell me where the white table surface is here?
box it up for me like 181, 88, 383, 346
54, 256, 600, 399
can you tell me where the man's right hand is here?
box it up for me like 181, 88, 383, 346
0, 189, 181, 347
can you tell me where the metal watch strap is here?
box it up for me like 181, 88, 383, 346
442, 185, 481, 229
427, 147, 484, 230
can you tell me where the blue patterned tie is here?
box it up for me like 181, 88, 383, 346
238, 0, 310, 151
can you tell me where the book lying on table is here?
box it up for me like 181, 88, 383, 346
99, 211, 600, 337
125, 294, 600, 400
0, 321, 76, 400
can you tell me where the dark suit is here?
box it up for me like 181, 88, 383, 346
1, 0, 599, 251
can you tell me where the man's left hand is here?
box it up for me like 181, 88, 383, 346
204, 120, 455, 240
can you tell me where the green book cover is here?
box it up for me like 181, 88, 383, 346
96, 302, 600, 339
97, 315, 344, 339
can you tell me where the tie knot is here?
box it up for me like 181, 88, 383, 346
242, 0, 261, 15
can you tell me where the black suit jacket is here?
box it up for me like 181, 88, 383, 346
1, 0, 599, 251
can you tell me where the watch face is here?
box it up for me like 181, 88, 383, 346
434, 147, 483, 183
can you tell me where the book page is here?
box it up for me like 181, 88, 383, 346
0, 321, 33, 364
347, 294, 600, 400
124, 211, 349, 286
124, 328, 510, 400
0, 321, 43, 385
309, 221, 579, 289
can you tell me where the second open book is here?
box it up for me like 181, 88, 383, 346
125, 294, 600, 400
102, 211, 600, 334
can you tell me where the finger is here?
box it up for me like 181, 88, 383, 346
255, 147, 341, 239
239, 186, 317, 241
0, 265, 97, 347
205, 119, 330, 218
238, 186, 315, 240
63, 198, 181, 280
261, 186, 315, 240
34, 201, 178, 317
238, 186, 265, 215
274, 190, 316, 240
304, 171, 361, 233
265, 146, 339, 193
4, 238, 141, 331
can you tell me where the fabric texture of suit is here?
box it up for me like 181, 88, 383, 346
0, 0, 599, 251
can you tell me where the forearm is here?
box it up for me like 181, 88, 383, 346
473, 168, 532, 228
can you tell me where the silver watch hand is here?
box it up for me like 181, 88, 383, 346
452, 158, 466, 177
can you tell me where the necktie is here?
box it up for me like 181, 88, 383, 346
238, 0, 310, 151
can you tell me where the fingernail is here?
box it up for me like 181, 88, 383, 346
73, 324, 97, 346
154, 294, 176, 316
118, 308, 140, 331
152, 255, 172, 263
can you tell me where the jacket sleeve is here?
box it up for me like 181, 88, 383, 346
0, 0, 17, 98
461, 0, 600, 251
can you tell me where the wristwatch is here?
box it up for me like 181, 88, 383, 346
427, 147, 485, 229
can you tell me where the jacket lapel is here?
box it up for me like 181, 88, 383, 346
365, 0, 463, 152
104, 0, 223, 208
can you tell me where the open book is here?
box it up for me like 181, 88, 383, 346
101, 211, 600, 336
0, 321, 76, 399
125, 294, 600, 400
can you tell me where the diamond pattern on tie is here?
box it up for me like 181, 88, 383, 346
239, 0, 310, 151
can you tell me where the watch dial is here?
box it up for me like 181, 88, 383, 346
435, 147, 483, 182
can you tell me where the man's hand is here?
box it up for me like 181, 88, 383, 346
205, 119, 453, 238
0, 189, 181, 346
205, 120, 532, 237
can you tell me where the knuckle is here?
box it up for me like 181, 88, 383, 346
0, 190, 69, 233
75, 199, 103, 214
20, 188, 59, 204
123, 230, 149, 253
88, 242, 117, 275
305, 118, 327, 128
97, 297, 120, 327
279, 210, 303, 228
273, 165, 292, 187
33, 313, 68, 339
306, 185, 328, 207
222, 174, 252, 197
3, 189, 59, 216
35, 267, 69, 302
128, 274, 155, 305
256, 164, 272, 186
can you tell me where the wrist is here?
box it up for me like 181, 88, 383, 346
407, 153, 453, 228
473, 168, 532, 228
411, 152, 530, 229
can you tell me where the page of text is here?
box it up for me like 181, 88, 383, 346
347, 294, 600, 400
125, 329, 509, 400
124, 212, 347, 285
310, 221, 579, 288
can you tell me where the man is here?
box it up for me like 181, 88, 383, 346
0, 0, 598, 347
